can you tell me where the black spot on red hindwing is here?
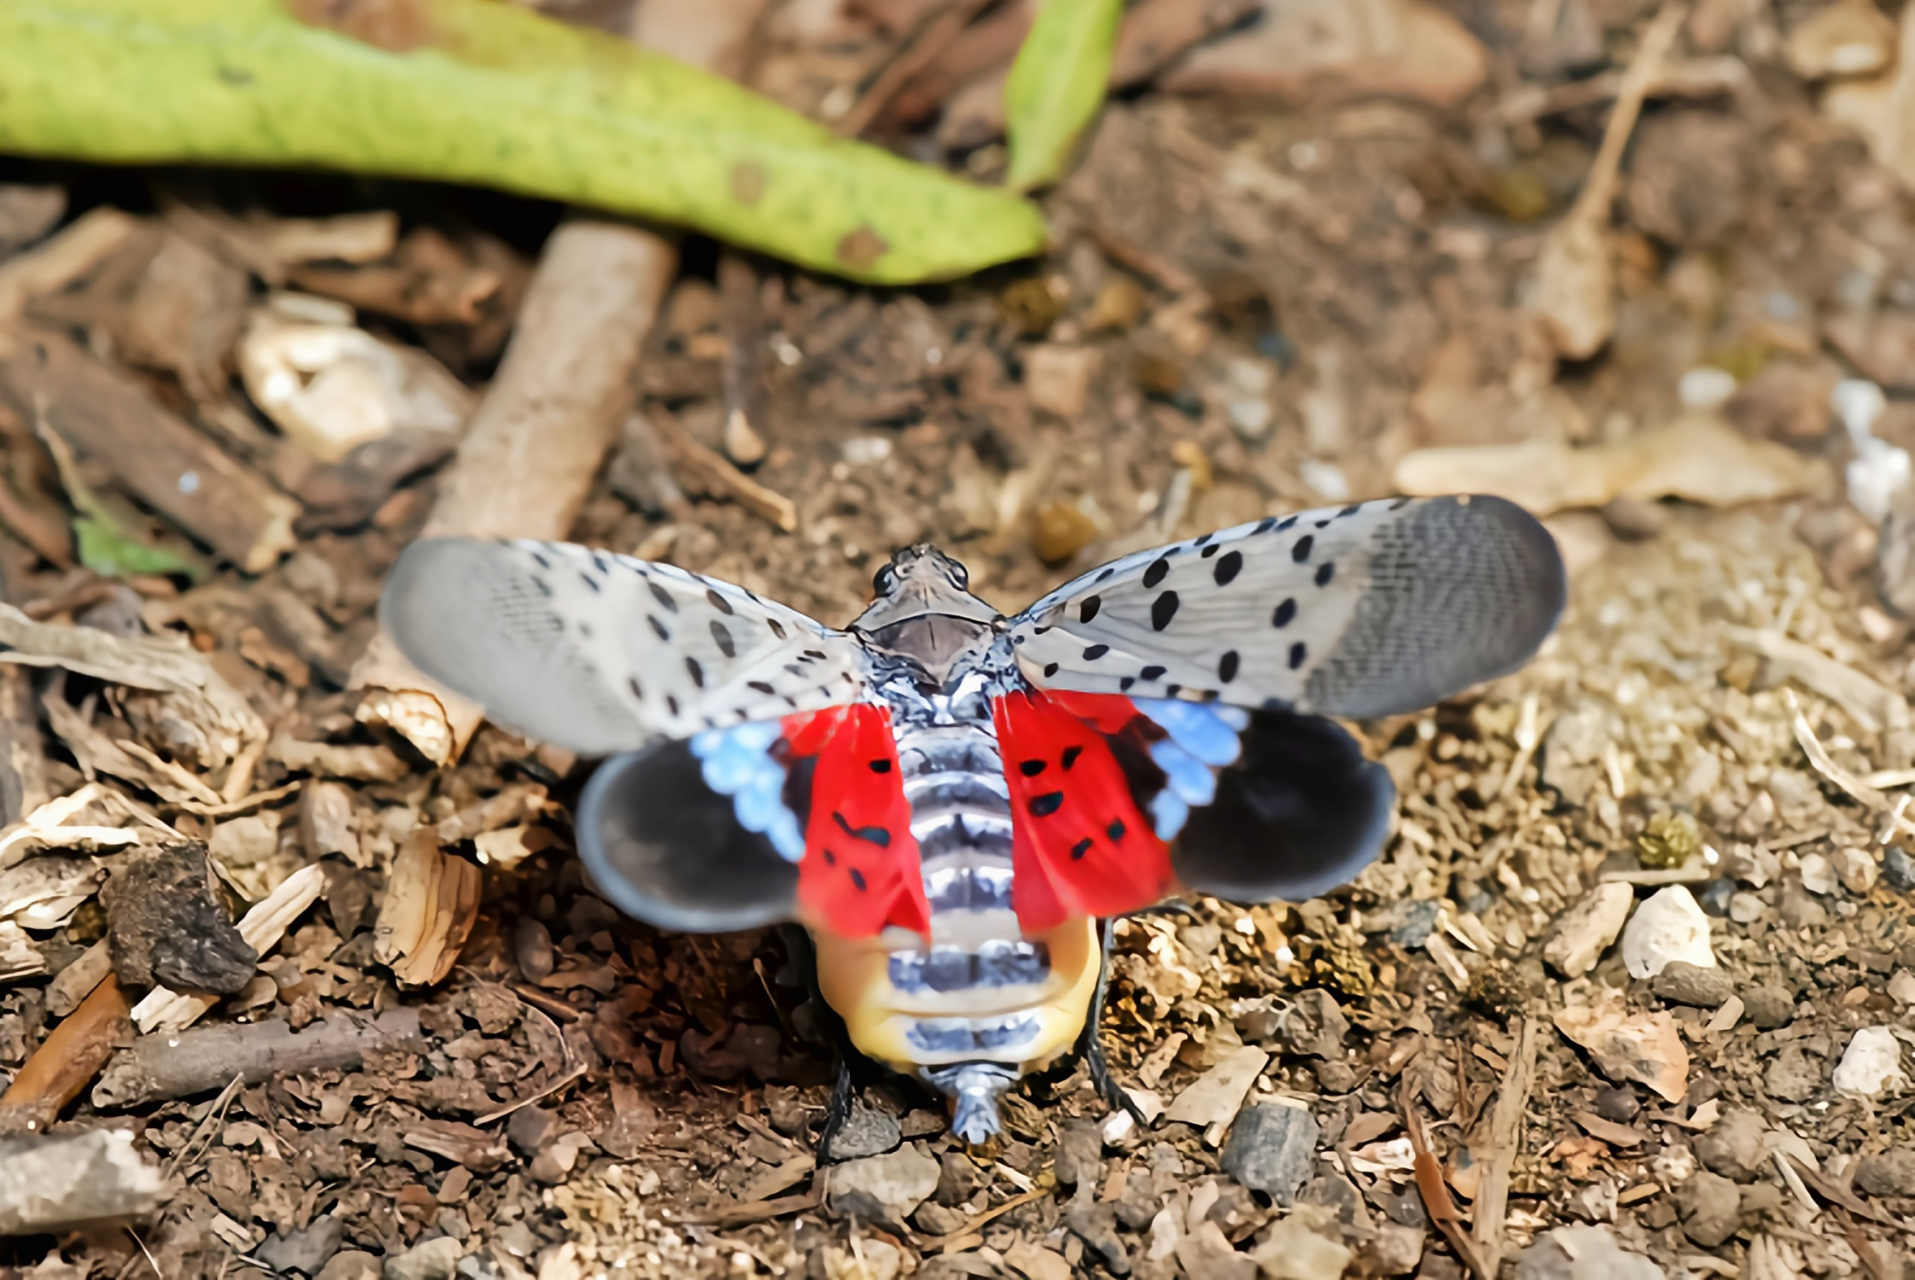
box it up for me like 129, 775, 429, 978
1020, 759, 1047, 776
1061, 745, 1083, 770
1107, 818, 1126, 841
1070, 837, 1093, 860
849, 867, 867, 891
1029, 791, 1064, 817
869, 758, 892, 773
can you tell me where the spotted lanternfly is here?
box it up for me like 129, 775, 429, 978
379, 494, 1565, 1146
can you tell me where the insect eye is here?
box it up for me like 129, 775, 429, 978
949, 563, 970, 590
872, 566, 896, 595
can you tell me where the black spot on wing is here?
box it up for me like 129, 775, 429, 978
1140, 664, 1166, 681
1029, 791, 1064, 817
768, 618, 787, 640
833, 810, 891, 847
1142, 558, 1170, 589
1289, 642, 1308, 670
1084, 644, 1110, 660
1060, 745, 1082, 770
1151, 591, 1179, 631
649, 582, 678, 612
1315, 562, 1335, 587
1219, 650, 1240, 683
1020, 759, 1047, 777
1273, 599, 1296, 628
1080, 596, 1101, 623
711, 620, 736, 659
706, 589, 735, 615
686, 656, 705, 688
1213, 550, 1243, 585
1292, 535, 1314, 563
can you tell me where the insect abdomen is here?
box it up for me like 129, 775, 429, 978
812, 723, 1099, 1074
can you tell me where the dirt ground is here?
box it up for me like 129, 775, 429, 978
7, 0, 1915, 1277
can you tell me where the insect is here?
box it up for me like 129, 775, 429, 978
379, 494, 1565, 1146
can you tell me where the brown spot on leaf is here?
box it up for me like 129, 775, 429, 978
731, 162, 767, 207
286, 0, 438, 52
835, 225, 889, 272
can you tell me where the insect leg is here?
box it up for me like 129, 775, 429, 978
1078, 916, 1148, 1127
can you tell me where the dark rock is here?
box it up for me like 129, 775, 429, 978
1652, 961, 1735, 1008
1389, 901, 1439, 948
1591, 1087, 1640, 1124
827, 1103, 901, 1162
258, 1215, 346, 1277
933, 1150, 983, 1206
1885, 846, 1915, 891
103, 842, 257, 994
505, 1107, 554, 1158
1696, 879, 1736, 917
1313, 1060, 1359, 1093
1296, 1175, 1365, 1226
1694, 1107, 1766, 1182
1113, 1191, 1161, 1231
1221, 1103, 1320, 1205
1514, 1225, 1662, 1279
1857, 1147, 1915, 1198
1675, 1169, 1743, 1248
910, 1201, 970, 1236
1764, 1045, 1823, 1102
1778, 880, 1829, 929
1054, 1119, 1104, 1189
1277, 990, 1348, 1059
1066, 1203, 1132, 1276
1742, 985, 1794, 1030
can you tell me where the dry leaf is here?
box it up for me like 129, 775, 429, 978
375, 831, 481, 988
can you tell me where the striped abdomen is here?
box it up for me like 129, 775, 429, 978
812, 721, 1099, 1073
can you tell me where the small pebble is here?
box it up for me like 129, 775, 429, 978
1388, 901, 1439, 948
1651, 961, 1736, 1008
1221, 1104, 1320, 1206
1857, 1147, 1915, 1197
828, 1103, 902, 1161
1678, 366, 1739, 410
1741, 985, 1795, 1030
1620, 886, 1716, 978
1885, 846, 1915, 891
1694, 1107, 1766, 1182
1695, 878, 1735, 917
1765, 1044, 1823, 1102
1592, 1087, 1640, 1123
1799, 852, 1836, 896
1833, 1026, 1909, 1096
1676, 1169, 1743, 1248
1513, 1225, 1663, 1280
1729, 892, 1768, 924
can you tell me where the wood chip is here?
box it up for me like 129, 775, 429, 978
129, 863, 325, 1034
373, 831, 481, 988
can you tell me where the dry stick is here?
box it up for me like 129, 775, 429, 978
650, 411, 800, 532
349, 220, 678, 764
1470, 1017, 1540, 1276
0, 974, 132, 1136
1535, 0, 1686, 360
718, 251, 770, 466
0, 207, 141, 323
1400, 1081, 1492, 1280
92, 1009, 426, 1109
838, 0, 998, 137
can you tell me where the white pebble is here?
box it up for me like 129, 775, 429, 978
1620, 886, 1716, 979
1677, 366, 1737, 410
1799, 852, 1836, 896
1833, 1026, 1909, 1096
1101, 1109, 1135, 1144
1297, 458, 1349, 502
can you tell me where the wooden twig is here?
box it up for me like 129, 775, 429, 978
1400, 1081, 1492, 1280
838, 0, 997, 137
0, 207, 140, 324
1471, 1018, 1540, 1275
349, 219, 678, 764
651, 411, 800, 532
92, 1009, 425, 1109
0, 974, 132, 1136
0, 329, 301, 573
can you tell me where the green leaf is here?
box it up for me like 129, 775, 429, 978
0, 0, 1049, 284
73, 515, 208, 582
1003, 0, 1124, 194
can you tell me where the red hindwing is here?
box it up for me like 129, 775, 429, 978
991, 690, 1172, 932
782, 704, 929, 938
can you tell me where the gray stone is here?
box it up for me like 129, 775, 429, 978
1885, 846, 1915, 891
826, 1143, 940, 1224
1359, 1223, 1425, 1276
1592, 1087, 1640, 1123
933, 1150, 982, 1206
1054, 1119, 1104, 1189
316, 1253, 380, 1280
828, 1103, 901, 1161
1742, 985, 1795, 1030
1676, 1169, 1743, 1248
258, 1215, 346, 1276
1277, 990, 1349, 1059
1388, 901, 1439, 948
1221, 1103, 1320, 1205
1856, 1147, 1915, 1197
1693, 1107, 1766, 1183
1066, 1203, 1131, 1276
1765, 1045, 1823, 1102
383, 1238, 462, 1280
1651, 961, 1735, 1008
1696, 879, 1736, 917
1514, 1225, 1663, 1280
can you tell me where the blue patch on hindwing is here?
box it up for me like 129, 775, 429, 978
1132, 699, 1249, 840
688, 721, 805, 862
